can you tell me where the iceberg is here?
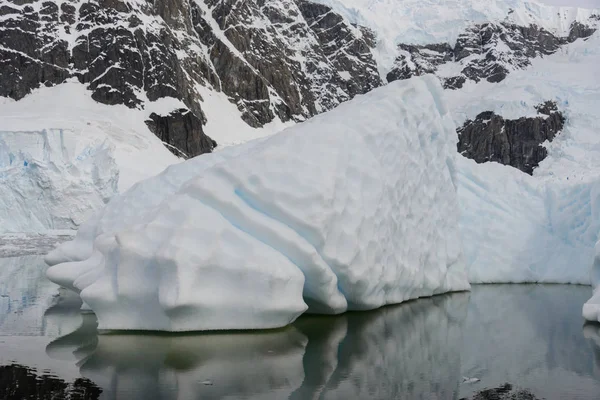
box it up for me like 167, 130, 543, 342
46, 76, 470, 331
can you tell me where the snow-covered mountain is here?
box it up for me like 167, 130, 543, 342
2, 0, 599, 233
312, 0, 599, 72
0, 0, 381, 147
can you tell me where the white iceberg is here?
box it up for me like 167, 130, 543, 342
45, 76, 470, 331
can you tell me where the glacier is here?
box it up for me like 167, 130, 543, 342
45, 76, 470, 331
0, 129, 118, 233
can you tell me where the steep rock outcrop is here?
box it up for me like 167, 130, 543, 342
387, 19, 598, 88
457, 101, 565, 174
145, 109, 217, 158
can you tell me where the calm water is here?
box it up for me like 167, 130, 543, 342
1, 254, 599, 400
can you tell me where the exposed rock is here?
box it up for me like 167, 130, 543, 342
461, 383, 543, 400
145, 109, 217, 159
0, 0, 381, 156
388, 18, 598, 88
386, 43, 454, 82
0, 363, 101, 399
297, 0, 382, 99
457, 101, 565, 174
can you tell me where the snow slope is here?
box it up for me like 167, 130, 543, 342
0, 82, 180, 192
45, 76, 470, 331
313, 0, 599, 73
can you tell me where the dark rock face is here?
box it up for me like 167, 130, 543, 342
388, 19, 597, 88
0, 363, 101, 399
0, 0, 381, 157
461, 383, 542, 400
297, 0, 382, 99
457, 101, 565, 174
386, 43, 454, 82
146, 109, 217, 159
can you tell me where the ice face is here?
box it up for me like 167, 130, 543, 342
457, 157, 600, 284
46, 76, 470, 331
0, 129, 118, 233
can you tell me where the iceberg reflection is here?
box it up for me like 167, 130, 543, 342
45, 293, 469, 400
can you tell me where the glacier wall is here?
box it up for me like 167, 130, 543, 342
45, 76, 470, 331
0, 129, 118, 233
458, 157, 600, 284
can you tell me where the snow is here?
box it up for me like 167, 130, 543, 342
0, 82, 180, 191
45, 76, 470, 331
0, 80, 294, 233
195, 85, 293, 149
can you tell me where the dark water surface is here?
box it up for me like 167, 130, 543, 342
1, 255, 599, 400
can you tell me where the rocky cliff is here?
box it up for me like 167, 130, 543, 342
457, 101, 565, 174
0, 0, 381, 157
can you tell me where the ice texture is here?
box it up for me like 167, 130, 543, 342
0, 129, 118, 233
457, 157, 600, 284
45, 76, 470, 331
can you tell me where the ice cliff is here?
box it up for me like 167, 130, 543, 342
45, 76, 470, 331
0, 129, 118, 233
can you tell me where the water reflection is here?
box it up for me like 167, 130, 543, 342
583, 322, 600, 378
2, 255, 600, 400
459, 285, 600, 399
0, 255, 61, 336
0, 363, 101, 400
45, 294, 469, 400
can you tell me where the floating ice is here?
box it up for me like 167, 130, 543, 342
46, 76, 470, 331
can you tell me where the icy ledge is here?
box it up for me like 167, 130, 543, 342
45, 76, 470, 331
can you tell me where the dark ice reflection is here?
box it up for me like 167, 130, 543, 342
47, 294, 469, 400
